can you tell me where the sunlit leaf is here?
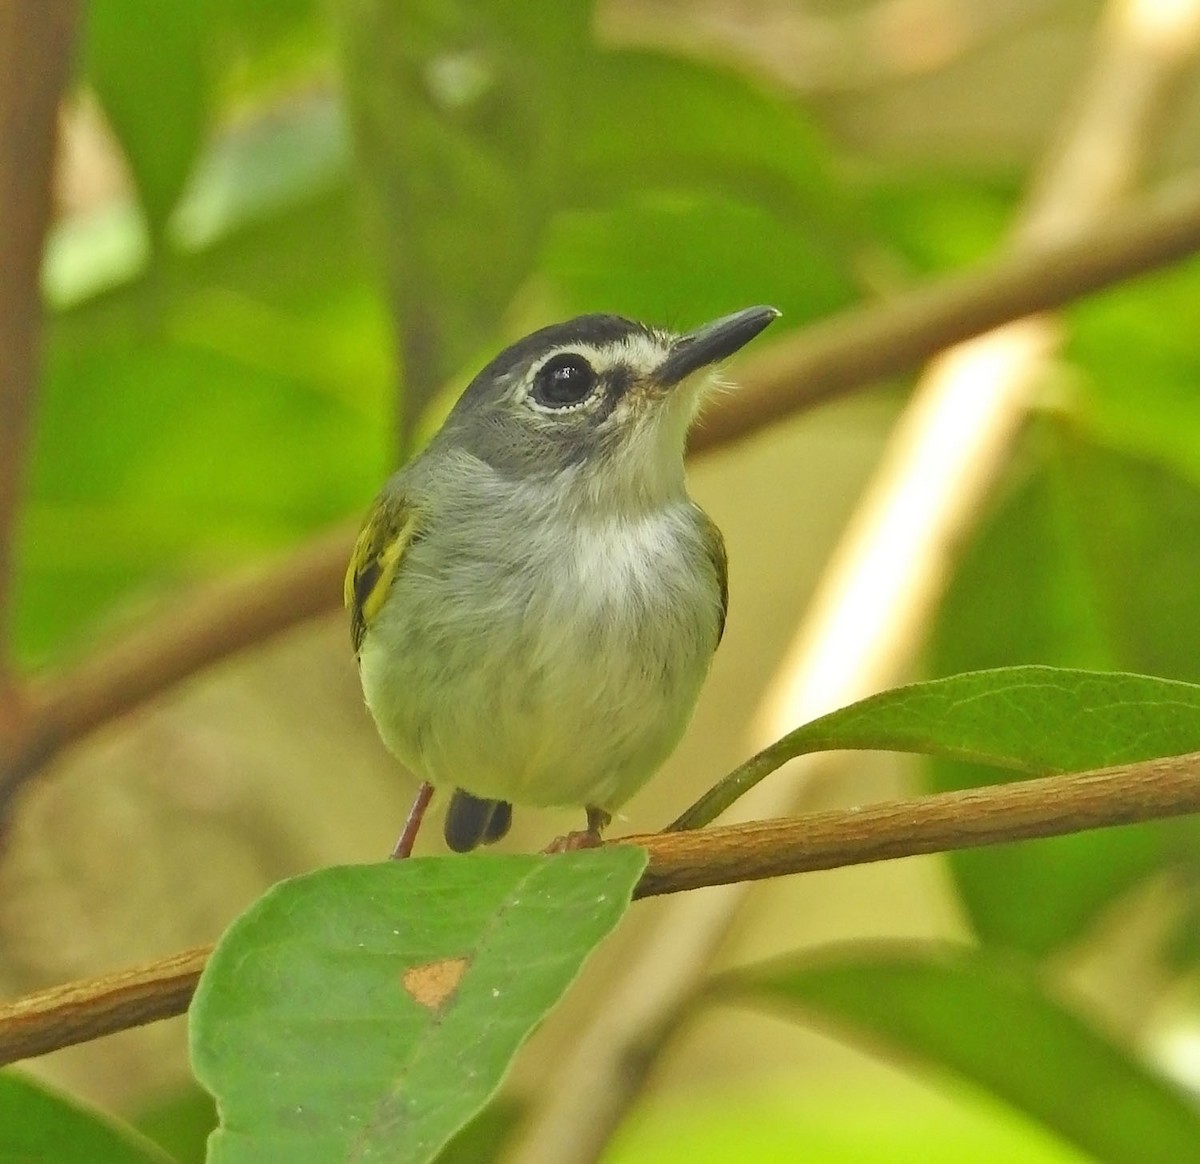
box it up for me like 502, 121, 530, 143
609, 1088, 1084, 1164
1068, 258, 1200, 489
578, 51, 849, 236
864, 173, 1017, 273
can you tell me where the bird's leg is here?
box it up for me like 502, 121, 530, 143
390, 781, 435, 860
544, 805, 612, 854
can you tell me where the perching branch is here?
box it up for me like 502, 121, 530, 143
0, 0, 80, 708
1, 750, 1198, 1066
4, 169, 1200, 811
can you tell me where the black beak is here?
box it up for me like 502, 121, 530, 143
655, 305, 780, 387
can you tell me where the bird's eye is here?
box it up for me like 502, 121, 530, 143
531, 353, 596, 408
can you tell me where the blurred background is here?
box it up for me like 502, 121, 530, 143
4, 0, 1200, 1160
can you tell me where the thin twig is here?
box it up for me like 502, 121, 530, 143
0, 1, 80, 708
1, 751, 1198, 1066
5, 170, 1200, 812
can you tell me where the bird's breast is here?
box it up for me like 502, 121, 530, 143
360, 500, 723, 808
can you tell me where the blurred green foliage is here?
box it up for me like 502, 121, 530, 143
0, 1071, 174, 1163
10, 0, 1200, 1160
724, 942, 1200, 1164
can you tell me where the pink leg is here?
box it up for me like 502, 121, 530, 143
390, 782, 435, 860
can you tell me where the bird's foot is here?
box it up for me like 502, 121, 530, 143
544, 806, 611, 854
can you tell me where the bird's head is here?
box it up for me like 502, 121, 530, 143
438, 305, 779, 508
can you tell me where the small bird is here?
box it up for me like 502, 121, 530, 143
345, 305, 779, 857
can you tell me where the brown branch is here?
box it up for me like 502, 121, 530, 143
0, 1, 80, 700
4, 169, 1200, 808
2, 751, 1199, 1066
0, 945, 209, 1066
0, 524, 353, 816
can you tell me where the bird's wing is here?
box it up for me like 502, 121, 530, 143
345, 489, 421, 656
698, 509, 729, 646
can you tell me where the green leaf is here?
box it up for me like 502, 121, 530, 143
719, 942, 1200, 1164
85, 0, 213, 237
333, 0, 592, 449
543, 192, 857, 331
673, 664, 1200, 830
929, 426, 1200, 953
19, 188, 391, 667
333, 5, 857, 450
578, 52, 849, 235
863, 172, 1018, 274
0, 1071, 175, 1163
190, 849, 646, 1164
610, 1088, 1084, 1164
432, 1101, 521, 1164
135, 1084, 216, 1164
1068, 257, 1200, 489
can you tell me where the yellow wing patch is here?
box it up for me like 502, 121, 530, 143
345, 492, 420, 656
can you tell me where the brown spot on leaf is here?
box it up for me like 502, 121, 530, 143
401, 956, 469, 1010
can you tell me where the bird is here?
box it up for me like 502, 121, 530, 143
345, 305, 780, 857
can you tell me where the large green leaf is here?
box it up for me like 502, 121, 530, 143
85, 0, 213, 237
543, 191, 857, 333
0, 1071, 174, 1163
929, 426, 1200, 953
577, 51, 850, 236
333, 0, 592, 450
720, 942, 1200, 1164
673, 664, 1200, 830
19, 188, 391, 667
190, 849, 646, 1164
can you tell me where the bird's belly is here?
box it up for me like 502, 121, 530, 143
358, 517, 720, 810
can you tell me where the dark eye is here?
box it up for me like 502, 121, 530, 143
531, 353, 596, 408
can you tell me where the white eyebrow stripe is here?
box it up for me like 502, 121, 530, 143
515, 334, 673, 398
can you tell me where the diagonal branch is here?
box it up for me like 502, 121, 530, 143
687, 169, 1200, 455
3, 170, 1200, 813
0, 1, 80, 714
1, 750, 1198, 1066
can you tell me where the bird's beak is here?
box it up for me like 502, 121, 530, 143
655, 305, 780, 387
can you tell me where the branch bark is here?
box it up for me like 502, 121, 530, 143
4, 169, 1200, 812
1, 751, 1198, 1066
0, 0, 79, 714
